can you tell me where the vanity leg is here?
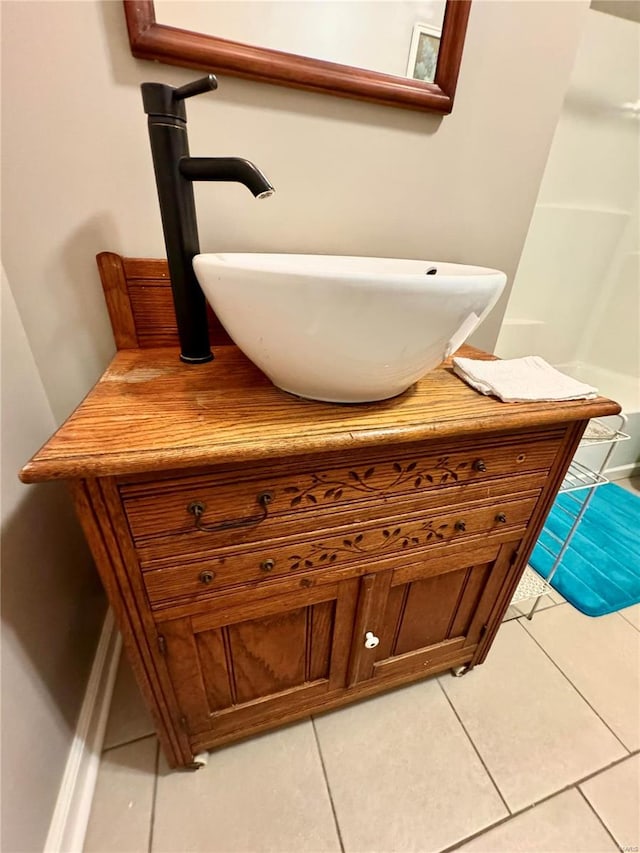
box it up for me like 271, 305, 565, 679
184, 752, 209, 771
451, 665, 471, 677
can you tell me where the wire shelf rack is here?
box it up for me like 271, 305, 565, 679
510, 413, 628, 618
581, 418, 630, 446
510, 565, 550, 605
560, 459, 608, 493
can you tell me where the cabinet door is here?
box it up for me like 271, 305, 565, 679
349, 539, 520, 685
157, 578, 359, 740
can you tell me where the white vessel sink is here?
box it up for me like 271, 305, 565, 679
193, 254, 506, 403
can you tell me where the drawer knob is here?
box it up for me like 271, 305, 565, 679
260, 558, 276, 572
364, 631, 380, 650
472, 459, 487, 472
188, 491, 273, 533
495, 512, 507, 524
455, 520, 466, 532
199, 570, 215, 585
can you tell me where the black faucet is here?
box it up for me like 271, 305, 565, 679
141, 75, 274, 363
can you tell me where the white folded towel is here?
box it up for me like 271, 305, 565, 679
452, 355, 598, 403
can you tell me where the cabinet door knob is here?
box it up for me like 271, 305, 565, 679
455, 520, 466, 532
199, 570, 215, 585
495, 512, 507, 523
472, 459, 487, 472
364, 631, 380, 650
260, 558, 276, 572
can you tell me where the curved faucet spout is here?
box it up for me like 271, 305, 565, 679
141, 76, 274, 363
179, 157, 275, 198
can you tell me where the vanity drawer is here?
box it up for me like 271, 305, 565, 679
121, 434, 559, 548
134, 471, 548, 567
141, 493, 540, 608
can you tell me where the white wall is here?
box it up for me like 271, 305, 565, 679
1, 268, 106, 853
496, 8, 639, 378
2, 0, 590, 424
578, 198, 640, 380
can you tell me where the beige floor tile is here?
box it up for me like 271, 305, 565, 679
153, 720, 340, 853
580, 754, 640, 850
620, 604, 640, 631
313, 678, 507, 852
440, 621, 626, 812
103, 651, 155, 751
503, 606, 521, 621
548, 587, 566, 605
523, 606, 640, 750
454, 789, 619, 852
84, 736, 157, 853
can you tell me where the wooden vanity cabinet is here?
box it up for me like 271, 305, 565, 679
107, 433, 537, 755
20, 254, 621, 769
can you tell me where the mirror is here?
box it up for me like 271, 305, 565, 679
154, 2, 447, 82
124, 0, 471, 113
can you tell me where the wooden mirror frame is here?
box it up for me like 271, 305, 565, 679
124, 0, 472, 114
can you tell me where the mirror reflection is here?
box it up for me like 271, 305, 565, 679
154, 1, 447, 83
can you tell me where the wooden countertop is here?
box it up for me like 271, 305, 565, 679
20, 345, 621, 483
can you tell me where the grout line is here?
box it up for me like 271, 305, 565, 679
516, 618, 632, 754
502, 610, 522, 623
618, 610, 640, 633
436, 800, 542, 853
147, 739, 160, 853
437, 751, 640, 853
102, 731, 158, 755
564, 748, 639, 789
311, 718, 345, 853
436, 678, 511, 816
576, 786, 623, 851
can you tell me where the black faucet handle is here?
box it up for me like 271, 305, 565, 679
174, 75, 218, 101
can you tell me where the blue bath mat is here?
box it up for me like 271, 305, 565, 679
529, 483, 640, 617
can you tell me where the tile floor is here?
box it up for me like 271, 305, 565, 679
85, 479, 640, 853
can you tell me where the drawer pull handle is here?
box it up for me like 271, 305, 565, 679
455, 520, 466, 532
495, 513, 507, 524
199, 570, 215, 585
472, 459, 487, 472
187, 491, 273, 533
364, 631, 380, 650
260, 558, 276, 572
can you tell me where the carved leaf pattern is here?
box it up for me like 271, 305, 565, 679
287, 519, 451, 570
285, 454, 471, 508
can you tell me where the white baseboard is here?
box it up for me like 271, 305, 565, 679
44, 609, 122, 853
606, 462, 640, 482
